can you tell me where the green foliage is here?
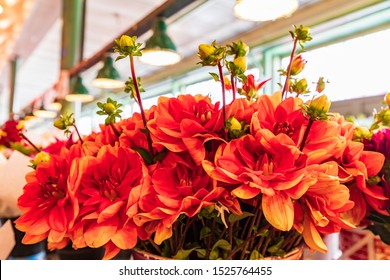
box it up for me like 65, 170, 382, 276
124, 77, 144, 99
53, 113, 75, 136
367, 212, 390, 245
113, 35, 143, 59
96, 97, 123, 125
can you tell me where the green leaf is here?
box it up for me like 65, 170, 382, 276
173, 247, 200, 260
200, 226, 211, 240
228, 212, 254, 224
209, 72, 220, 81
211, 239, 231, 252
267, 238, 284, 253
131, 147, 154, 164
250, 250, 263, 260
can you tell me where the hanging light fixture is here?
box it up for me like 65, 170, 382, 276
91, 53, 124, 89
47, 97, 63, 111
33, 101, 57, 119
233, 0, 299, 22
65, 76, 94, 102
138, 17, 181, 66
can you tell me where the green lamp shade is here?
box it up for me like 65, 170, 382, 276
92, 56, 124, 89
139, 18, 181, 66
65, 76, 94, 103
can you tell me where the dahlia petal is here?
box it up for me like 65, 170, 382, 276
98, 201, 125, 223
262, 193, 294, 231
84, 221, 117, 248
302, 214, 328, 254
102, 242, 121, 260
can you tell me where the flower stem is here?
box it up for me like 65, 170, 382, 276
109, 122, 121, 138
230, 74, 236, 100
19, 132, 41, 153
129, 54, 154, 158
148, 238, 162, 255
217, 62, 227, 126
299, 118, 314, 152
281, 38, 298, 100
72, 124, 84, 144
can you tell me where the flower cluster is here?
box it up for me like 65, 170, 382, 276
15, 25, 387, 260
0, 120, 28, 157
350, 95, 390, 244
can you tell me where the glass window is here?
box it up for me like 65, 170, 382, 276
279, 28, 390, 102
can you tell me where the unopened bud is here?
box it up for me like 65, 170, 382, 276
233, 56, 247, 73
385, 92, 390, 108
309, 94, 331, 115
290, 55, 306, 76
53, 118, 66, 130
32, 152, 50, 167
104, 103, 116, 114
119, 35, 135, 49
198, 44, 215, 59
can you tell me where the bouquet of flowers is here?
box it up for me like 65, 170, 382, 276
14, 25, 387, 260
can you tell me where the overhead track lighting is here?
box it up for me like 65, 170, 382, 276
233, 0, 299, 22
138, 17, 181, 66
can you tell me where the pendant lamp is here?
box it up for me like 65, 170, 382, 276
47, 97, 63, 111
65, 76, 94, 102
92, 54, 124, 89
139, 17, 181, 66
234, 0, 299, 22
33, 102, 57, 119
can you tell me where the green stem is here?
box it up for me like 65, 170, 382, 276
175, 217, 196, 256
72, 125, 83, 144
109, 122, 121, 138
217, 62, 227, 127
299, 118, 314, 152
148, 238, 162, 255
129, 55, 154, 158
19, 132, 41, 153
281, 38, 298, 100
230, 74, 236, 100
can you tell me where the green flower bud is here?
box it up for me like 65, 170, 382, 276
53, 118, 66, 130
233, 56, 247, 73
32, 151, 50, 167
198, 44, 216, 59
229, 117, 242, 131
294, 25, 312, 42
104, 103, 116, 114
119, 35, 135, 49
311, 94, 331, 113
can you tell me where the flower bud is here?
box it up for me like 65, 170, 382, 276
385, 92, 390, 108
198, 44, 215, 59
32, 151, 50, 167
119, 35, 135, 49
354, 126, 371, 142
229, 117, 242, 131
291, 78, 308, 95
316, 77, 326, 93
53, 118, 66, 130
295, 25, 311, 42
309, 94, 331, 116
233, 56, 247, 73
290, 55, 306, 76
104, 103, 116, 114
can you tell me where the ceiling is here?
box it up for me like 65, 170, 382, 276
0, 0, 383, 123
